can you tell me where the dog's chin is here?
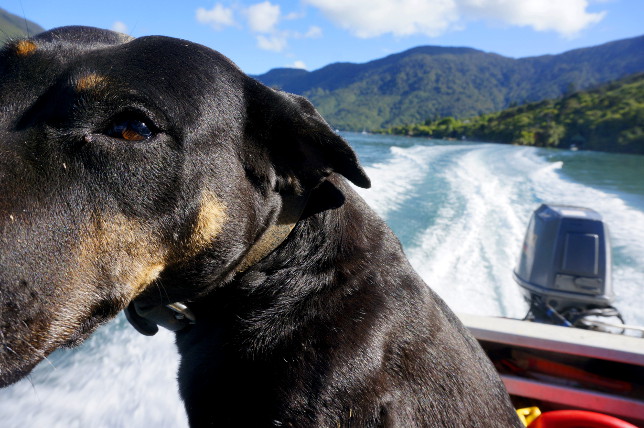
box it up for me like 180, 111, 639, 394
62, 308, 123, 349
0, 359, 40, 388
62, 327, 98, 349
0, 321, 107, 389
1, 306, 121, 389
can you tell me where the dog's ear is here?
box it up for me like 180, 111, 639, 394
244, 81, 371, 193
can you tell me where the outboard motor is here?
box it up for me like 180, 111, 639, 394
514, 204, 625, 331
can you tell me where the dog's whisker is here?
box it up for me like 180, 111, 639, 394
154, 280, 171, 302
15, 338, 57, 371
2, 344, 19, 357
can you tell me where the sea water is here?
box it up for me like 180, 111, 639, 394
1, 134, 643, 427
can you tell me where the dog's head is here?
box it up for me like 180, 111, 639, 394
0, 26, 369, 386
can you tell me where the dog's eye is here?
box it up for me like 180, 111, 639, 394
106, 120, 154, 141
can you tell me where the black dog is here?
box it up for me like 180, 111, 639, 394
0, 27, 521, 427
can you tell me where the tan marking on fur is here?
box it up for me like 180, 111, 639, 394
22, 214, 171, 355
47, 196, 224, 344
189, 192, 228, 252
74, 213, 168, 298
65, 194, 225, 315
15, 40, 37, 56
130, 263, 165, 293
75, 73, 108, 92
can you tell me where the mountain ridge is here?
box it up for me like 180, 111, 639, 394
2, 8, 642, 134
255, 35, 644, 131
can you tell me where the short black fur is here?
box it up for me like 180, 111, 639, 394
0, 26, 521, 427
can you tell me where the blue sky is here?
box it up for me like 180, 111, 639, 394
4, 0, 643, 75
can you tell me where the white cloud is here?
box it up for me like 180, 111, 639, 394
304, 0, 605, 38
254, 24, 320, 52
284, 11, 305, 20
303, 0, 457, 38
242, 1, 287, 51
290, 60, 308, 69
111, 21, 129, 34
196, 3, 236, 30
304, 26, 323, 38
257, 33, 288, 51
460, 0, 606, 37
245, 1, 281, 33
243, 2, 320, 52
196, 2, 325, 53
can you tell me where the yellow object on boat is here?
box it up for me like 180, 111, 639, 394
517, 407, 542, 426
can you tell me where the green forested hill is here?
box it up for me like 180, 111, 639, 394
0, 8, 45, 44
379, 73, 644, 155
256, 36, 644, 131
2, 6, 642, 152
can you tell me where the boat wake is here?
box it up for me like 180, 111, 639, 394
1, 136, 642, 427
356, 141, 644, 327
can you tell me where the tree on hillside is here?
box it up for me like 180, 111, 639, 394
379, 73, 644, 155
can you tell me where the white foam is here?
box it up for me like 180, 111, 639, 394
396, 143, 644, 325
0, 316, 188, 428
354, 145, 453, 219
2, 139, 643, 426
405, 144, 530, 318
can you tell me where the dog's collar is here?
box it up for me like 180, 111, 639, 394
125, 301, 197, 336
234, 192, 309, 273
125, 192, 309, 335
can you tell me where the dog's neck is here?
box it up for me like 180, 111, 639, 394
183, 177, 383, 352
234, 192, 310, 273
125, 189, 311, 336
173, 178, 394, 426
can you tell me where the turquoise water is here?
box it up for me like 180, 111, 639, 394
1, 134, 643, 427
349, 133, 644, 322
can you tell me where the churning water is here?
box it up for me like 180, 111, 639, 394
2, 134, 643, 427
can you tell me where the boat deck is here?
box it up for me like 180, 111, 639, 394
459, 314, 644, 426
